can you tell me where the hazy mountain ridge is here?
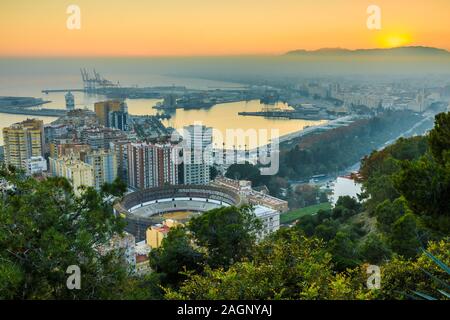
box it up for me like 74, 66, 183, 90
285, 46, 450, 56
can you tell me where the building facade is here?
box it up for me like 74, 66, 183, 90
127, 142, 179, 190
108, 110, 129, 131
253, 205, 280, 237
84, 149, 118, 190
80, 127, 128, 150
182, 124, 213, 185
110, 140, 129, 183
94, 100, 127, 127
2, 119, 45, 170
49, 156, 94, 195
24, 156, 48, 176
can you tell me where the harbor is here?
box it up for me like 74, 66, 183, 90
0, 96, 67, 117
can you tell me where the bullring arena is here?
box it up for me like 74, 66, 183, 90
114, 185, 243, 241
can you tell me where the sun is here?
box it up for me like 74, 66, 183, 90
378, 33, 412, 48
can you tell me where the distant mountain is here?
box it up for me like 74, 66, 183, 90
285, 46, 450, 56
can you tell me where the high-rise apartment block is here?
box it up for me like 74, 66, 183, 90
94, 100, 128, 128
110, 140, 129, 183
182, 124, 213, 185
2, 119, 45, 170
127, 142, 179, 190
108, 110, 129, 131
84, 149, 118, 190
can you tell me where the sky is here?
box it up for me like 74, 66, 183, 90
0, 0, 449, 57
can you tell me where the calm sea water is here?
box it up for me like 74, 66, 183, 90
0, 58, 324, 147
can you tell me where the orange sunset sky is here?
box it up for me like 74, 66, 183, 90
0, 0, 449, 57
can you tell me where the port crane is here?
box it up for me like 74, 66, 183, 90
80, 68, 118, 92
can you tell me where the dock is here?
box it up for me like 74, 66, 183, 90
42, 89, 84, 94
0, 106, 67, 117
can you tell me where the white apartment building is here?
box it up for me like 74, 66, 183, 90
23, 156, 47, 176
183, 124, 213, 185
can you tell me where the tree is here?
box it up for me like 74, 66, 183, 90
188, 206, 261, 269
293, 184, 319, 207
374, 198, 409, 234
164, 231, 372, 300
149, 226, 204, 287
387, 213, 420, 259
358, 233, 391, 264
394, 155, 450, 234
335, 196, 362, 214
328, 231, 361, 271
377, 239, 450, 299
314, 220, 339, 242
225, 162, 267, 186
0, 171, 131, 299
428, 112, 450, 164
209, 165, 218, 181
101, 176, 127, 197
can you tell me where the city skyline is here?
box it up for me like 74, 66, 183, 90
1, 0, 450, 56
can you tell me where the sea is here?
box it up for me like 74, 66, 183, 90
0, 58, 325, 148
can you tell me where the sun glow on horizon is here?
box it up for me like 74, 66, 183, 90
0, 0, 449, 56
377, 33, 413, 48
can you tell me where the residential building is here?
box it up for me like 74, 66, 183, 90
146, 219, 182, 249
182, 124, 213, 185
110, 140, 129, 183
146, 224, 169, 249
2, 119, 44, 170
94, 100, 127, 127
127, 142, 179, 190
49, 140, 91, 160
49, 156, 94, 195
108, 110, 129, 131
84, 149, 118, 190
80, 127, 128, 150
24, 156, 47, 176
51, 109, 98, 128
44, 124, 69, 150
135, 240, 152, 275
212, 176, 289, 213
254, 205, 280, 237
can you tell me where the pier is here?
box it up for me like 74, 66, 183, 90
0, 106, 67, 117
42, 89, 84, 94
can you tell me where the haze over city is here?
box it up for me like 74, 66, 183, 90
0, 0, 449, 308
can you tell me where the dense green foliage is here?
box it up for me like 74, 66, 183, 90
225, 162, 268, 186
162, 112, 449, 299
279, 110, 426, 180
165, 229, 449, 300
165, 232, 373, 300
188, 206, 261, 268
149, 227, 205, 287
1, 111, 449, 300
0, 171, 137, 299
146, 206, 261, 293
